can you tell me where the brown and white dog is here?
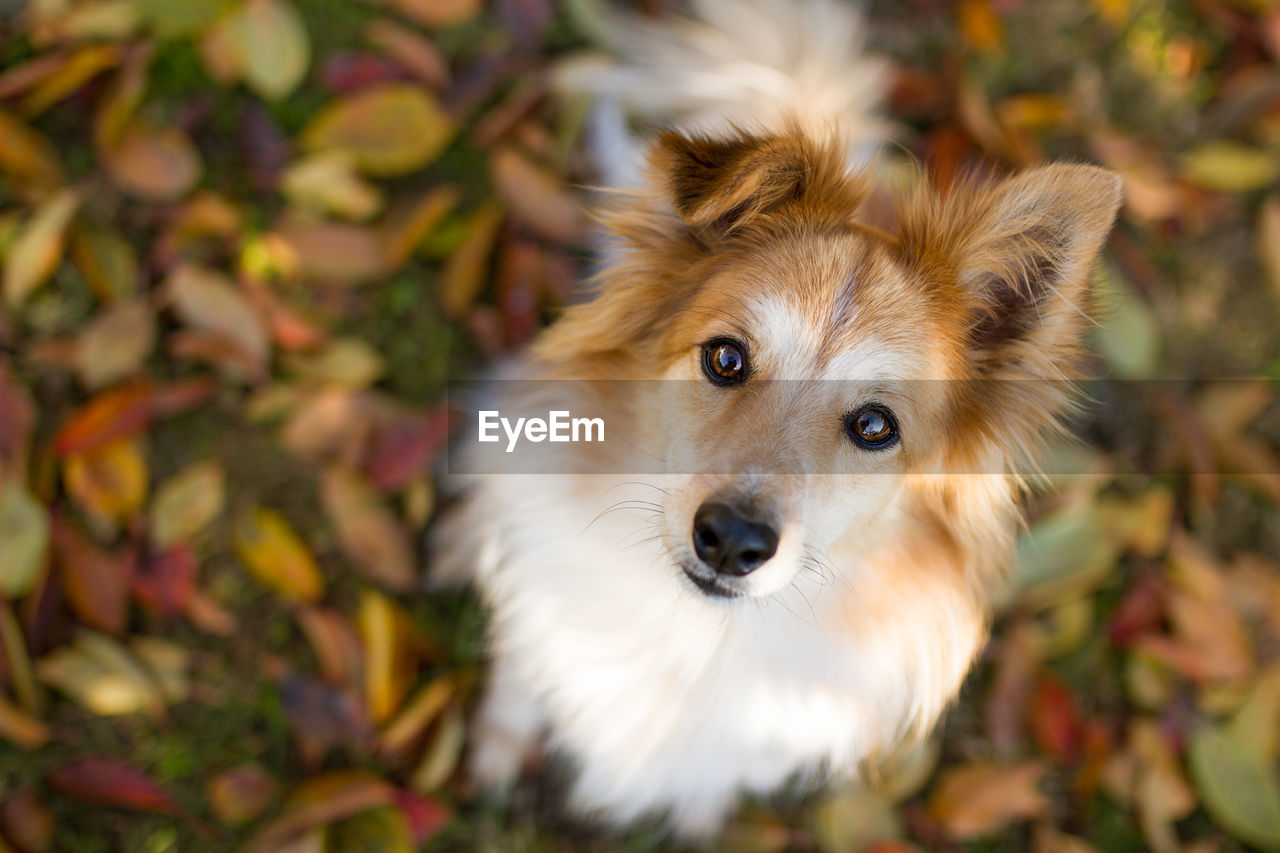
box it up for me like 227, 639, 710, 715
436, 0, 1121, 838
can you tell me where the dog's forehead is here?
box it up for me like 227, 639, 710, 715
734, 232, 937, 380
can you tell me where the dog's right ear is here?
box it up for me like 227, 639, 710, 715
652, 130, 860, 233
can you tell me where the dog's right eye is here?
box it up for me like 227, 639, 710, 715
702, 338, 748, 385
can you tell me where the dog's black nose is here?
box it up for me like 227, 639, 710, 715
692, 500, 779, 577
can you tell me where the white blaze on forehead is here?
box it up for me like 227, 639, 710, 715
747, 295, 923, 382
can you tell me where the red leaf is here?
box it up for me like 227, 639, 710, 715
363, 406, 451, 492
48, 758, 176, 814
53, 379, 215, 457
1027, 673, 1084, 762
0, 359, 35, 481
1108, 568, 1167, 646
131, 546, 198, 618
392, 788, 450, 844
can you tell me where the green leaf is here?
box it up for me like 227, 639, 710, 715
0, 480, 50, 600
226, 0, 311, 101
1180, 142, 1280, 193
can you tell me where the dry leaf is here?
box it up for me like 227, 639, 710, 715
233, 507, 325, 602
104, 123, 202, 201
440, 203, 503, 319
52, 515, 131, 635
224, 0, 311, 101
37, 631, 167, 718
63, 436, 148, 524
281, 151, 383, 220
164, 263, 271, 371
358, 589, 421, 723
928, 761, 1047, 839
3, 187, 81, 307
0, 480, 50, 600
150, 460, 225, 549
321, 467, 416, 591
48, 757, 175, 813
491, 146, 585, 244
300, 83, 453, 176
0, 106, 64, 192
389, 0, 483, 29
208, 764, 280, 826
73, 300, 156, 389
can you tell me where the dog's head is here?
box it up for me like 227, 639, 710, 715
537, 129, 1122, 601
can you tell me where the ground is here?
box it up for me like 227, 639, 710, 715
0, 0, 1278, 851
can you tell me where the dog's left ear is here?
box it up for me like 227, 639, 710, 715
652, 130, 859, 233
902, 164, 1122, 372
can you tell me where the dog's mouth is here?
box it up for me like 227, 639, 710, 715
679, 562, 742, 599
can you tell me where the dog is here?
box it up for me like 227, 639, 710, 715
434, 0, 1122, 838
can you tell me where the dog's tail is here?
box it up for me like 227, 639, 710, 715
556, 0, 888, 184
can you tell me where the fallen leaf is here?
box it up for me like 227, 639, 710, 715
37, 630, 167, 717
48, 758, 175, 814
131, 546, 198, 618
321, 467, 416, 591
225, 0, 311, 101
491, 146, 585, 244
73, 300, 156, 388
20, 44, 123, 116
70, 223, 140, 302
164, 263, 271, 372
281, 151, 383, 220
0, 787, 53, 850
0, 363, 35, 482
389, 0, 483, 29
0, 693, 50, 748
52, 514, 131, 634
53, 379, 215, 457
957, 0, 1005, 54
63, 436, 148, 524
1260, 195, 1280, 300
149, 460, 225, 549
363, 405, 450, 491
813, 784, 903, 853
278, 674, 374, 765
0, 106, 64, 192
274, 219, 389, 285
300, 83, 453, 176
286, 338, 384, 389
408, 701, 465, 792
928, 761, 1047, 840
357, 589, 422, 723
245, 771, 393, 853
365, 19, 450, 88
129, 636, 190, 703
1188, 668, 1280, 849
1180, 142, 1280, 193
234, 507, 325, 602
208, 764, 280, 826
1028, 673, 1084, 762
103, 123, 202, 201
325, 805, 415, 852
295, 605, 363, 688
379, 673, 459, 759
0, 480, 50, 599
439, 203, 503, 319
391, 789, 450, 845
3, 187, 81, 307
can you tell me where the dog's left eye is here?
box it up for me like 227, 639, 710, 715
845, 405, 899, 450
702, 338, 748, 385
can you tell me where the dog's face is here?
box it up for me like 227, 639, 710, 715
538, 129, 1122, 601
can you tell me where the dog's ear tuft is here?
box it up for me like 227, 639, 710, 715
653, 131, 813, 231
904, 164, 1122, 371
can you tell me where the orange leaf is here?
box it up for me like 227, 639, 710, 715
53, 379, 214, 457
491, 146, 585, 245
928, 760, 1047, 839
439, 203, 503, 319
52, 514, 132, 635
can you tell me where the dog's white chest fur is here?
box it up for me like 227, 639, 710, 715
451, 476, 952, 836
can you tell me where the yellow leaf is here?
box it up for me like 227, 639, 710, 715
1180, 142, 1280, 193
439, 203, 503, 319
357, 589, 418, 723
21, 44, 124, 117
0, 692, 50, 748
390, 0, 482, 29
0, 480, 50, 599
36, 631, 167, 718
281, 151, 382, 220
233, 507, 324, 602
0, 106, 64, 192
71, 223, 140, 301
957, 0, 1005, 54
150, 461, 225, 549
300, 83, 453, 177
225, 0, 311, 101
63, 436, 148, 524
3, 187, 81, 307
